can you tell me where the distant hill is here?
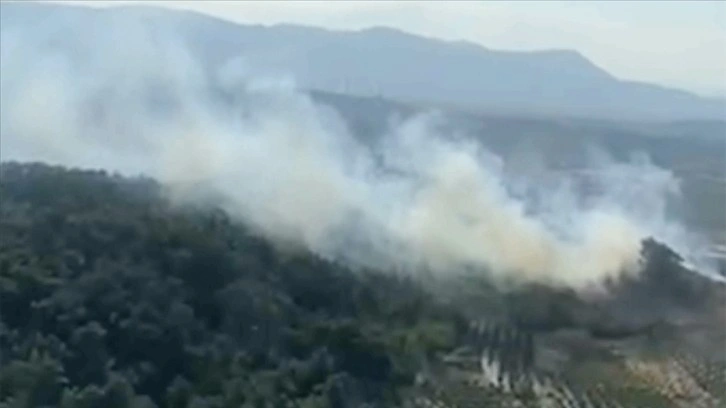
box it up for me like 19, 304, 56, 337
307, 91, 726, 237
2, 1, 725, 121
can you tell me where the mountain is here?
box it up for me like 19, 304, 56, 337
2, 2, 725, 121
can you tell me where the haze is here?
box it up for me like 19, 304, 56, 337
48, 0, 726, 98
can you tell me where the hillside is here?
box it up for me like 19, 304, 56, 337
0, 162, 467, 407
309, 91, 726, 240
1, 2, 725, 121
1, 162, 724, 408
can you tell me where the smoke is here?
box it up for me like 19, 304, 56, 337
0, 6, 715, 289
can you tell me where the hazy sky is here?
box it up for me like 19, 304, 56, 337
50, 1, 726, 97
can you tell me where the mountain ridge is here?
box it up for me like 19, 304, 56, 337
2, 1, 724, 121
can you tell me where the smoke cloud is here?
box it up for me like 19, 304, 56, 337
0, 7, 715, 289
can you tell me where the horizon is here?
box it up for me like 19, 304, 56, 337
29, 0, 726, 99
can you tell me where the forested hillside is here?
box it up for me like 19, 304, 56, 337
1, 162, 724, 408
0, 162, 466, 407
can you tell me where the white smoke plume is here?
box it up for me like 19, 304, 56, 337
0, 6, 715, 289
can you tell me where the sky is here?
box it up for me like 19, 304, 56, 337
40, 1, 726, 97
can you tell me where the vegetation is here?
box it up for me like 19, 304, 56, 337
0, 162, 465, 408
1, 162, 724, 408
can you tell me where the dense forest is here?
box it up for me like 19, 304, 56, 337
0, 162, 470, 407
1, 162, 724, 408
